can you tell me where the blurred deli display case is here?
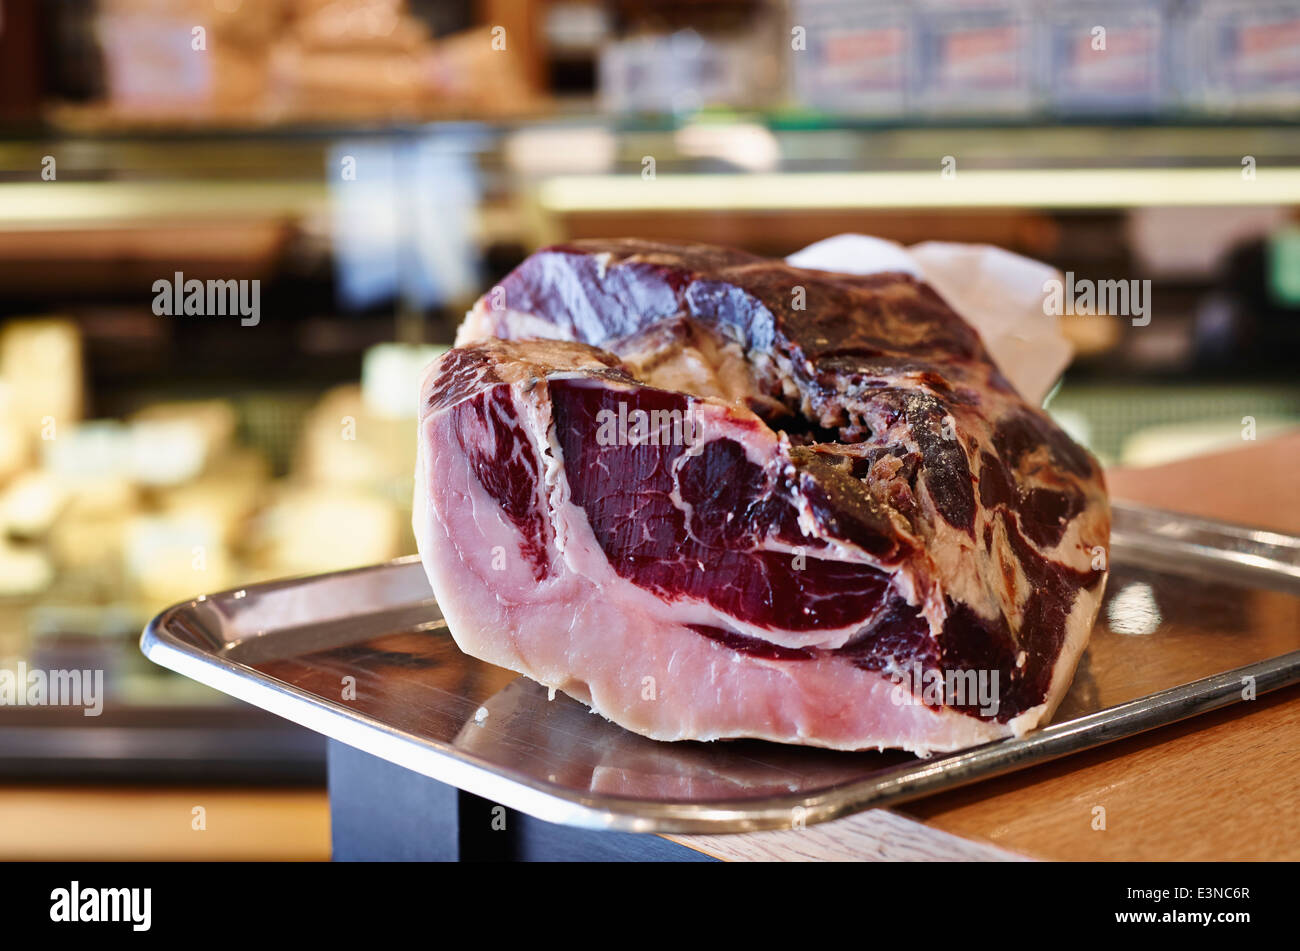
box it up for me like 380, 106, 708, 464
0, 0, 1298, 787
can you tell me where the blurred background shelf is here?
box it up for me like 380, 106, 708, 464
0, 0, 1297, 810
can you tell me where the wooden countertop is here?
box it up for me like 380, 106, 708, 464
0, 786, 330, 861
1, 433, 1295, 861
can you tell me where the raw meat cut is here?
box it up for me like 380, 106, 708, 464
414, 239, 1109, 754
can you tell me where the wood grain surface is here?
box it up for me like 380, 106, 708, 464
0, 787, 329, 861
900, 683, 1300, 861
1104, 430, 1300, 535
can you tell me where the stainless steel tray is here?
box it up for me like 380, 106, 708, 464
141, 501, 1300, 833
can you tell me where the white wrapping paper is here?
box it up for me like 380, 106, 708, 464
786, 234, 1071, 406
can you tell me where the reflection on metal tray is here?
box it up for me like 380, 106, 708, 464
141, 501, 1300, 834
